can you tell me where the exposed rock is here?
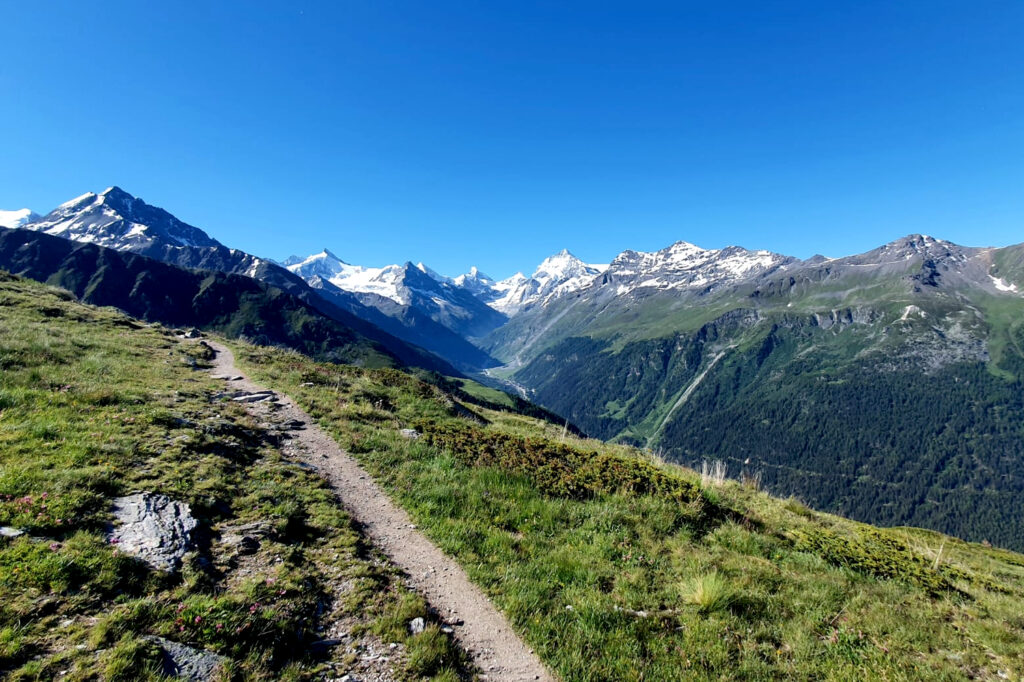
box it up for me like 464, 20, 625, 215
218, 521, 272, 558
399, 429, 421, 440
408, 617, 425, 635
108, 493, 198, 572
0, 526, 25, 539
183, 328, 203, 339
232, 391, 277, 403
145, 636, 227, 680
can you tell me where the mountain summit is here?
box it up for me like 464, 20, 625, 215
21, 186, 222, 251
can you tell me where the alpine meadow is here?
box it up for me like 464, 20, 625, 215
3, 3, 1024, 681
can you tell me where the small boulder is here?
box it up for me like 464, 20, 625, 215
399, 428, 421, 440
146, 636, 227, 681
408, 617, 425, 635
183, 328, 203, 339
108, 493, 198, 572
218, 521, 272, 558
0, 526, 25, 540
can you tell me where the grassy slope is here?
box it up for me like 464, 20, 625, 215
238, 343, 1024, 681
0, 273, 468, 681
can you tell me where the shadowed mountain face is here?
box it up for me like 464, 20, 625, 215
0, 228, 460, 372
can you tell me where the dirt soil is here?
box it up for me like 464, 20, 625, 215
207, 342, 555, 682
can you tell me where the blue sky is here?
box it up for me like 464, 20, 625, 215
1, 1, 1021, 278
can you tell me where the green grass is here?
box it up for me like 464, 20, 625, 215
0, 272, 471, 680
237, 341, 1024, 681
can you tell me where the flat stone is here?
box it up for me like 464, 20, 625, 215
108, 493, 197, 572
232, 392, 276, 403
399, 429, 421, 440
0, 526, 25, 539
146, 636, 227, 680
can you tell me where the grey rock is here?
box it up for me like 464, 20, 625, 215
232, 391, 276, 403
145, 636, 227, 680
221, 533, 260, 556
108, 493, 198, 572
399, 428, 421, 440
408, 617, 425, 635
0, 526, 25, 539
183, 328, 203, 339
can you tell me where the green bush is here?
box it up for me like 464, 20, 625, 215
417, 420, 713, 514
792, 526, 959, 596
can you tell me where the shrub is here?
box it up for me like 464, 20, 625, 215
416, 420, 714, 514
791, 526, 960, 596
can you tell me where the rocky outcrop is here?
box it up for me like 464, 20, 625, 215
108, 493, 198, 572
145, 636, 227, 680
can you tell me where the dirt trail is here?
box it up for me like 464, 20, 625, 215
206, 342, 555, 682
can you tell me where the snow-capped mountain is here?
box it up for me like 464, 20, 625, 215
453, 249, 607, 315
21, 187, 222, 251
287, 250, 411, 305
286, 250, 507, 338
600, 241, 795, 296
0, 208, 40, 229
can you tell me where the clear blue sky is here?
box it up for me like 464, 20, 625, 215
1, 1, 1021, 278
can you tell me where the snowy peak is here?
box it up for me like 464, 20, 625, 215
533, 249, 598, 283
287, 251, 406, 304
286, 248, 507, 337
20, 187, 222, 251
286, 249, 349, 281
453, 266, 497, 298
0, 208, 40, 229
604, 240, 793, 294
478, 249, 606, 315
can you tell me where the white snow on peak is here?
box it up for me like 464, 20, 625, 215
0, 208, 39, 229
57, 192, 98, 210
286, 250, 408, 304
604, 240, 789, 294
17, 188, 221, 252
416, 262, 450, 283
483, 249, 605, 314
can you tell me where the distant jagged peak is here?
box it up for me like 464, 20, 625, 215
415, 261, 451, 283
455, 265, 494, 282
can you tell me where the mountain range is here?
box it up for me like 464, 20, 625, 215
4, 187, 1024, 549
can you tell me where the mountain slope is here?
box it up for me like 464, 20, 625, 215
237, 336, 1024, 681
0, 228, 446, 370
498, 235, 1024, 548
